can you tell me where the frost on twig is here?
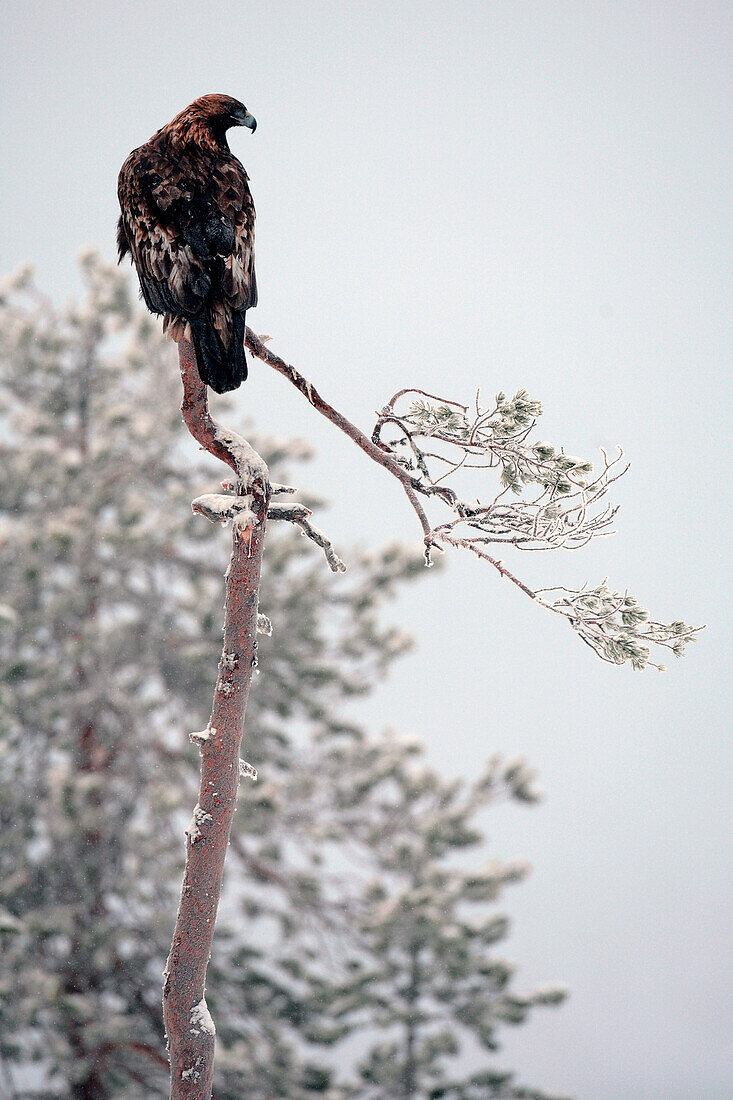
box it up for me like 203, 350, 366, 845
185, 804, 213, 844
189, 724, 216, 747
268, 503, 347, 574
370, 388, 702, 670
256, 612, 273, 636
534, 583, 701, 671
190, 997, 216, 1038
239, 759, 258, 781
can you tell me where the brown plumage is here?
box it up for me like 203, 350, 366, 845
117, 94, 257, 393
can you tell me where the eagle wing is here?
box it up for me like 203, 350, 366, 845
117, 144, 256, 326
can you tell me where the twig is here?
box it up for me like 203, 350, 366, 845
431, 532, 538, 600
267, 503, 347, 572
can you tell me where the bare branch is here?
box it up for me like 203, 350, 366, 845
431, 533, 538, 600
245, 328, 434, 542
267, 502, 347, 573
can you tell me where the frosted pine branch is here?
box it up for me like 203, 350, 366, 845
243, 329, 702, 672
534, 583, 701, 671
374, 388, 702, 670
429, 446, 626, 552
373, 389, 623, 548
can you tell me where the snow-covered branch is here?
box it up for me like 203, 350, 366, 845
244, 332, 702, 672
267, 502, 347, 573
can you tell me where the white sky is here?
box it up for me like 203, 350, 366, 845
1, 2, 731, 1097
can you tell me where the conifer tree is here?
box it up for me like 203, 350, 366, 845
0, 256, 419, 1098
311, 737, 568, 1100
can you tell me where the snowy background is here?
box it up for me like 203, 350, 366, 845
1, 2, 731, 1097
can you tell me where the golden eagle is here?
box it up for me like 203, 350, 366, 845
117, 94, 257, 393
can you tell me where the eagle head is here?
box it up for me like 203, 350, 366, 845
165, 94, 257, 146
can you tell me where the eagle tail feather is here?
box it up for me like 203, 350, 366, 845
189, 310, 248, 394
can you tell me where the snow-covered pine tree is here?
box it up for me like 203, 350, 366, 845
311, 737, 569, 1100
0, 255, 422, 1098
0, 255, 567, 1099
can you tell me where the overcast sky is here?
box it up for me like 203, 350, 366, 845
1, 2, 731, 1097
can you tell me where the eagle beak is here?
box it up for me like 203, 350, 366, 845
240, 111, 257, 132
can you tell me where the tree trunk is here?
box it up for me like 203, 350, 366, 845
163, 339, 269, 1098
403, 943, 420, 1100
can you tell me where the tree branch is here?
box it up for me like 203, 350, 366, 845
179, 336, 269, 497
163, 339, 270, 1098
267, 502, 347, 572
244, 332, 702, 668
245, 328, 434, 546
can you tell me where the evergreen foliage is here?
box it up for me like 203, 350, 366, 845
310, 740, 568, 1099
373, 390, 700, 669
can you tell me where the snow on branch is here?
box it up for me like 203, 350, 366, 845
267, 502, 347, 573
191, 492, 258, 529
244, 332, 702, 671
533, 583, 701, 672
373, 388, 624, 554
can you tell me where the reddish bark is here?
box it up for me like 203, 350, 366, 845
163, 338, 269, 1098
244, 327, 434, 540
